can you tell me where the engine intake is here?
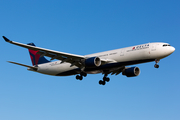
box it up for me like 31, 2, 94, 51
122, 67, 140, 77
84, 57, 101, 68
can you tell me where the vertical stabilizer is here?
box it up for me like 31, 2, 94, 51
27, 43, 50, 66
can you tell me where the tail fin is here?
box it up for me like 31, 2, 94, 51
27, 43, 50, 66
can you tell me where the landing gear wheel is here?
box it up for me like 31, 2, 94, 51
99, 80, 106, 85
79, 76, 83, 80
99, 80, 103, 85
76, 75, 83, 80
154, 64, 159, 68
76, 75, 79, 80
102, 81, 106, 85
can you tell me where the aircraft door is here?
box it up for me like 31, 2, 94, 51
151, 44, 156, 51
120, 49, 124, 56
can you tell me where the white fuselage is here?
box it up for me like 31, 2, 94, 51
31, 42, 175, 76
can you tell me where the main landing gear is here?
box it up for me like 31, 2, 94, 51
76, 72, 87, 80
154, 59, 160, 68
99, 74, 110, 85
76, 72, 110, 85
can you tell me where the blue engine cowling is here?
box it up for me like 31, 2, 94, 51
84, 57, 101, 68
122, 67, 140, 77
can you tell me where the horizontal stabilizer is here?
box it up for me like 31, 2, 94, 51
7, 61, 38, 70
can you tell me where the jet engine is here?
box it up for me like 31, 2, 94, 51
84, 57, 101, 68
122, 67, 140, 77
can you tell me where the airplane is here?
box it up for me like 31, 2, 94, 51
3, 36, 175, 85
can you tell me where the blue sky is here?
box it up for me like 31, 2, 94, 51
0, 0, 180, 120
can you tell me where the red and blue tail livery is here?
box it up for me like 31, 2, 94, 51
27, 43, 49, 66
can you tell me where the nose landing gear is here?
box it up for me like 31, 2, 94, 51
154, 59, 160, 68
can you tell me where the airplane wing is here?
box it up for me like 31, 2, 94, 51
3, 36, 86, 68
3, 36, 114, 68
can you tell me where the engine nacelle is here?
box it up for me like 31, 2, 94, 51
84, 57, 101, 68
122, 67, 140, 77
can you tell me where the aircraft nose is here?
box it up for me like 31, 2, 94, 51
170, 46, 175, 53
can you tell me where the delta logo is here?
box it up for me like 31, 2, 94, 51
127, 44, 149, 52
132, 44, 149, 50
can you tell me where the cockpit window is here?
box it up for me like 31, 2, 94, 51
163, 44, 171, 47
